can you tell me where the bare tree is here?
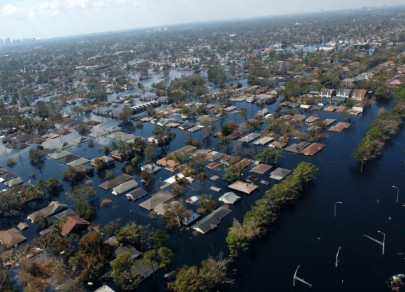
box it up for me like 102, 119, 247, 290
162, 201, 189, 229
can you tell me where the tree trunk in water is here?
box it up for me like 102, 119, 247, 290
361, 160, 364, 172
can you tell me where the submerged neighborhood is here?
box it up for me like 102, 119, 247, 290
1, 5, 405, 292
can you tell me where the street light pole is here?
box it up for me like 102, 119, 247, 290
335, 247, 341, 268
334, 202, 342, 217
293, 265, 312, 288
363, 231, 385, 255
378, 231, 385, 255
392, 186, 399, 203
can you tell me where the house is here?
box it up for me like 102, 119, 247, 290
5, 177, 23, 187
178, 122, 194, 131
95, 285, 115, 292
138, 190, 174, 211
126, 188, 147, 201
351, 89, 368, 101
90, 156, 115, 168
182, 211, 201, 225
352, 104, 364, 113
284, 142, 310, 153
219, 192, 241, 205
112, 179, 139, 195
114, 245, 140, 259
191, 207, 232, 234
299, 143, 326, 156
99, 174, 133, 190
270, 168, 292, 180
250, 164, 273, 174
334, 88, 352, 102
320, 89, 336, 99
254, 136, 274, 146
0, 228, 26, 248
61, 215, 90, 236
111, 149, 134, 160
156, 158, 180, 168
140, 163, 161, 173
130, 259, 160, 281
227, 180, 258, 194
28, 201, 68, 223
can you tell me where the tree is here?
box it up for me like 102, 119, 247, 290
221, 156, 245, 183
254, 147, 283, 164
28, 148, 43, 163
169, 252, 233, 292
141, 169, 153, 185
152, 125, 166, 149
116, 222, 153, 250
153, 230, 169, 249
106, 171, 115, 180
36, 179, 46, 193
197, 172, 208, 184
33, 212, 51, 229
144, 145, 156, 163
46, 177, 62, 196
69, 232, 112, 282
240, 109, 248, 122
169, 266, 207, 292
118, 106, 133, 123
351, 140, 384, 172
163, 69, 170, 78
161, 201, 189, 229
62, 166, 86, 184
111, 252, 141, 290
74, 197, 95, 220
157, 246, 174, 268
6, 158, 16, 168
131, 155, 142, 167
221, 121, 238, 136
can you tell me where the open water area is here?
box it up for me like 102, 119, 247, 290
1, 76, 405, 291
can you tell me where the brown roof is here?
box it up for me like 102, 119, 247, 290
305, 116, 320, 123
352, 89, 367, 97
99, 174, 133, 190
206, 162, 220, 169
87, 120, 101, 126
26, 137, 45, 144
312, 106, 323, 111
336, 106, 348, 113
271, 141, 287, 148
329, 122, 351, 132
323, 106, 336, 112
250, 164, 273, 174
227, 130, 243, 140
61, 215, 90, 236
57, 129, 71, 135
221, 155, 231, 163
174, 145, 196, 154
156, 158, 180, 167
300, 143, 326, 156
0, 228, 26, 248
228, 181, 258, 194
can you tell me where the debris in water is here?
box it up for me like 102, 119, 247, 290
377, 199, 380, 204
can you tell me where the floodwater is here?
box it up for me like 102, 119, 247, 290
1, 84, 404, 292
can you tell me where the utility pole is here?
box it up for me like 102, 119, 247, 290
335, 247, 341, 268
363, 231, 385, 255
392, 186, 399, 203
334, 202, 342, 217
293, 265, 312, 288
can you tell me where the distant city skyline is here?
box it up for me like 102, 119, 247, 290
0, 0, 404, 40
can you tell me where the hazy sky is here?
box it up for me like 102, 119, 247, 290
0, 0, 404, 40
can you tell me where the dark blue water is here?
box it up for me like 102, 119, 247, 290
1, 96, 403, 291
